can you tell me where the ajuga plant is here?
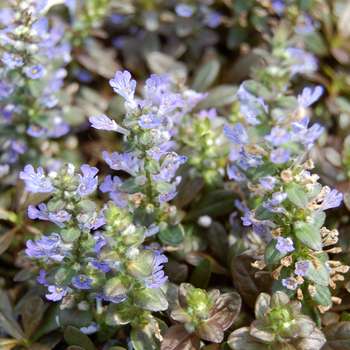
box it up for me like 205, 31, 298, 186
228, 291, 327, 350
16, 69, 190, 348
223, 31, 348, 321
0, 0, 72, 182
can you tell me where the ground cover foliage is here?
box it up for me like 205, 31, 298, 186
1, 0, 350, 349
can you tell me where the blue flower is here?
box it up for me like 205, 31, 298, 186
103, 151, 139, 176
264, 127, 291, 146
146, 142, 173, 160
284, 47, 318, 76
1, 52, 24, 69
269, 192, 288, 205
0, 81, 14, 98
295, 15, 315, 35
11, 140, 27, 154
295, 260, 310, 277
31, 17, 48, 37
92, 236, 106, 255
223, 124, 249, 144
28, 203, 71, 225
238, 151, 263, 171
175, 3, 195, 17
297, 85, 324, 108
158, 94, 185, 116
145, 74, 163, 104
145, 224, 159, 237
244, 111, 261, 125
321, 189, 343, 211
80, 322, 99, 335
87, 257, 111, 273
235, 199, 250, 213
25, 64, 45, 80
227, 164, 246, 181
47, 117, 70, 138
259, 176, 277, 191
262, 202, 288, 215
37, 270, 48, 285
77, 164, 98, 197
282, 277, 298, 290
158, 189, 178, 202
270, 148, 290, 164
291, 118, 325, 150
198, 108, 217, 121
27, 125, 46, 138
138, 111, 160, 129
152, 165, 177, 183
95, 293, 127, 304
46, 284, 68, 301
272, 0, 285, 15
19, 165, 53, 193
161, 152, 187, 168
275, 237, 295, 254
99, 175, 123, 194
72, 275, 93, 289
241, 211, 254, 227
203, 11, 222, 28
144, 251, 168, 289
89, 114, 129, 134
83, 214, 106, 231
145, 242, 164, 254
0, 8, 14, 26
182, 90, 208, 111
109, 70, 136, 102
253, 224, 271, 237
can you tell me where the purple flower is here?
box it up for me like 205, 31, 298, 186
244, 111, 261, 125
282, 277, 298, 290
138, 111, 160, 129
264, 127, 291, 146
295, 15, 315, 35
145, 242, 163, 254
109, 70, 136, 102
37, 270, 48, 285
175, 3, 195, 17
1, 52, 23, 69
103, 151, 139, 176
47, 247, 71, 262
40, 233, 61, 249
146, 142, 173, 160
227, 164, 246, 181
40, 94, 59, 109
183, 90, 208, 111
43, 68, 67, 95
284, 47, 318, 76
262, 202, 288, 215
272, 0, 285, 15
47, 117, 70, 139
161, 152, 187, 168
99, 175, 123, 193
145, 74, 162, 104
25, 64, 45, 80
46, 285, 68, 301
238, 152, 263, 171
89, 114, 128, 134
158, 94, 185, 117
152, 165, 177, 183
0, 8, 14, 25
203, 11, 222, 28
145, 224, 159, 238
80, 322, 99, 335
11, 140, 27, 154
95, 293, 127, 304
291, 118, 325, 150
321, 189, 343, 211
241, 211, 253, 227
269, 192, 288, 205
259, 176, 277, 191
223, 124, 249, 144
144, 251, 168, 289
295, 260, 310, 277
235, 199, 250, 213
256, 97, 269, 113
26, 240, 49, 258
32, 17, 49, 37
276, 237, 295, 254
158, 189, 178, 202
297, 85, 324, 108
27, 125, 46, 138
93, 236, 106, 255
28, 203, 71, 224
19, 165, 53, 193
0, 81, 14, 98
77, 164, 98, 197
84, 215, 106, 230
198, 108, 217, 121
270, 148, 290, 164
253, 224, 271, 237
87, 257, 110, 273
72, 275, 93, 289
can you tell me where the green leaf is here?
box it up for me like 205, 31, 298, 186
303, 31, 328, 56
306, 182, 322, 198
155, 182, 172, 193
133, 206, 157, 227
135, 249, 155, 266
283, 182, 308, 209
207, 221, 228, 265
254, 205, 275, 220
158, 224, 184, 246
191, 60, 220, 92
119, 178, 142, 194
13, 266, 39, 282
249, 124, 271, 144
184, 190, 237, 222
76, 200, 97, 213
190, 258, 212, 289
293, 221, 322, 251
203, 169, 223, 190
104, 277, 131, 297
47, 198, 67, 212
123, 141, 137, 153
312, 212, 325, 228
0, 310, 25, 342
133, 287, 168, 312
22, 297, 44, 339
195, 85, 238, 110
144, 160, 160, 174
0, 227, 16, 255
271, 267, 297, 298
310, 284, 332, 307
280, 141, 305, 154
25, 80, 42, 98
252, 163, 277, 182
138, 132, 152, 146
105, 301, 138, 326
243, 80, 273, 100
59, 307, 93, 330
64, 326, 95, 350
60, 227, 81, 242
305, 262, 330, 286
55, 265, 79, 286
127, 260, 152, 278
264, 239, 287, 265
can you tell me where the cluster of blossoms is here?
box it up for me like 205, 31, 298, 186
224, 81, 348, 312
0, 0, 71, 178
20, 160, 170, 333
90, 70, 188, 247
